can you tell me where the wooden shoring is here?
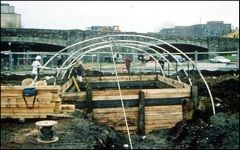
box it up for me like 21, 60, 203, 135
73, 98, 183, 109
62, 88, 191, 109
61, 88, 191, 101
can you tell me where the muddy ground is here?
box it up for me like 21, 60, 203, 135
1, 70, 239, 149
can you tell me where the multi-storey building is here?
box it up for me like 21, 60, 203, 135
1, 3, 21, 28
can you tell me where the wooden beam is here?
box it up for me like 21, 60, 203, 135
60, 92, 86, 101
71, 76, 80, 92
74, 98, 182, 109
87, 81, 156, 89
1, 86, 61, 91
61, 79, 73, 93
92, 88, 191, 101
157, 76, 190, 88
86, 75, 156, 83
93, 107, 138, 113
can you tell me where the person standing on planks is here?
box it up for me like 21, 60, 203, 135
31, 55, 42, 80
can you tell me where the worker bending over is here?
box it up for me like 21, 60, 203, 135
70, 61, 86, 91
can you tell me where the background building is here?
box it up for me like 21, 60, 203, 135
1, 3, 21, 28
160, 21, 232, 37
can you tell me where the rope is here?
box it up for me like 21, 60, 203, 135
38, 126, 55, 140
108, 35, 133, 149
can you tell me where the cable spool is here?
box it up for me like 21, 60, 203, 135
35, 120, 59, 143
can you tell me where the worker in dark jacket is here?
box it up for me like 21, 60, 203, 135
57, 55, 63, 68
71, 61, 85, 82
70, 61, 86, 91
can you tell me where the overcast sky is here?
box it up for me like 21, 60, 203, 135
3, 1, 239, 33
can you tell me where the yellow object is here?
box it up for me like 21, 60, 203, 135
71, 76, 80, 92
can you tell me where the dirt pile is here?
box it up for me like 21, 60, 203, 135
1, 110, 128, 149
179, 70, 239, 113
169, 113, 239, 149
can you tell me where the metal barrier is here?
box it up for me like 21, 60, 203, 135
0, 50, 238, 72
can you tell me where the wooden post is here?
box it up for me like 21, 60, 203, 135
191, 86, 198, 110
86, 86, 93, 113
138, 91, 145, 135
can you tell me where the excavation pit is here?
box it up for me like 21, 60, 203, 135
62, 74, 193, 134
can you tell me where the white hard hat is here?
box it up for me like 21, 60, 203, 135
36, 55, 41, 60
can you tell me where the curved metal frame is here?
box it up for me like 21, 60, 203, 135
38, 34, 215, 115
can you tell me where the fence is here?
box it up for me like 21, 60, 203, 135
1, 50, 239, 73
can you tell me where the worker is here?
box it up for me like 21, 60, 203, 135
70, 61, 86, 91
57, 55, 63, 68
158, 57, 165, 75
124, 56, 132, 74
31, 55, 42, 80
115, 53, 123, 63
72, 61, 85, 82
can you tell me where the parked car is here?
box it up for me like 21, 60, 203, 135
166, 54, 185, 62
210, 56, 231, 64
104, 53, 124, 63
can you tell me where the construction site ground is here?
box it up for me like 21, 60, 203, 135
1, 70, 239, 149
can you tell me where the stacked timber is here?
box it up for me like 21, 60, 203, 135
145, 105, 182, 133
1, 84, 74, 119
93, 104, 183, 133
93, 107, 139, 133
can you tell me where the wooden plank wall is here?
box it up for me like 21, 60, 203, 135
145, 105, 182, 133
1, 85, 74, 119
89, 88, 188, 133
93, 105, 182, 133
60, 75, 191, 133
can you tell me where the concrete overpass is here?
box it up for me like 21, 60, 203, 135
1, 28, 239, 55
